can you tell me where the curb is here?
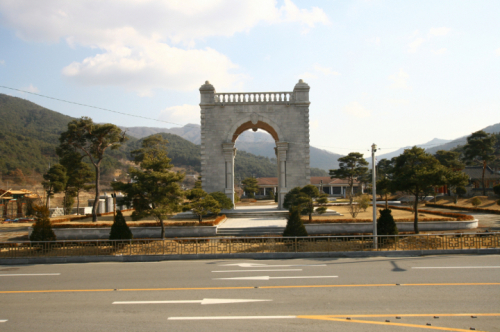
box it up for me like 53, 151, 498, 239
1, 248, 499, 265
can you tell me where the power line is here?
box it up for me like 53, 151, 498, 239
0, 85, 469, 153
0, 85, 199, 128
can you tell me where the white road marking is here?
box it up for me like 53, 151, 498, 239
0, 273, 60, 277
113, 298, 272, 305
221, 263, 326, 268
168, 315, 296, 320
214, 276, 338, 280
412, 266, 500, 269
0, 319, 7, 323
212, 269, 302, 273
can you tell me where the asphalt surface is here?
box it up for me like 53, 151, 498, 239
0, 255, 499, 331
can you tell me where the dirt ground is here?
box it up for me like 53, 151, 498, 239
52, 210, 218, 225
432, 195, 500, 210
314, 206, 451, 221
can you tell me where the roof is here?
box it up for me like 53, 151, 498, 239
463, 166, 500, 180
256, 177, 359, 186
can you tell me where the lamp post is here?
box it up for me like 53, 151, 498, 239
371, 144, 377, 250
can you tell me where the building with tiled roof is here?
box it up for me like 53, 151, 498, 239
463, 166, 500, 194
255, 176, 362, 197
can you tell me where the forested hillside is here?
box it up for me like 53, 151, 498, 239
0, 94, 329, 184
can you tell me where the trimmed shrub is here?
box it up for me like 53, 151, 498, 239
109, 210, 133, 240
283, 207, 308, 237
268, 190, 275, 201
30, 205, 56, 242
470, 197, 482, 207
494, 184, 500, 197
358, 195, 370, 212
497, 199, 500, 206
377, 209, 398, 236
455, 186, 467, 197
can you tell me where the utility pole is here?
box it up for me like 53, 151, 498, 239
371, 144, 377, 250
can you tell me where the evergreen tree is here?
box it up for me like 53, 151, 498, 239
462, 130, 497, 196
377, 208, 398, 236
283, 185, 328, 221
59, 117, 127, 222
186, 188, 221, 222
209, 191, 234, 210
29, 205, 56, 242
242, 177, 259, 198
392, 147, 449, 233
109, 210, 133, 240
112, 135, 184, 238
42, 164, 67, 207
58, 150, 95, 215
283, 207, 308, 237
268, 190, 275, 201
329, 152, 369, 205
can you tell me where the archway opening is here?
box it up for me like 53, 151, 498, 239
232, 123, 279, 207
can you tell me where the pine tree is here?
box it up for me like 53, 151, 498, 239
29, 205, 56, 242
377, 208, 398, 236
283, 207, 308, 237
109, 210, 133, 240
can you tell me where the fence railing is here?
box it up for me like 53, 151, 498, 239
1, 233, 499, 259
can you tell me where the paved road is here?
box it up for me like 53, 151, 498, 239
1, 255, 499, 331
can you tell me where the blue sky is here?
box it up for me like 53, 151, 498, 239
0, 0, 499, 156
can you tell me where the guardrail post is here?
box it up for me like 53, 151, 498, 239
295, 237, 297, 253
129, 239, 132, 256
162, 239, 165, 256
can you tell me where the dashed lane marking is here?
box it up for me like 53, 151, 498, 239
412, 266, 500, 269
0, 273, 60, 277
1, 282, 499, 294
212, 269, 303, 273
213, 276, 338, 281
168, 315, 296, 320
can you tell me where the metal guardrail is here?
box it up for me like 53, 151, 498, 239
1, 233, 499, 259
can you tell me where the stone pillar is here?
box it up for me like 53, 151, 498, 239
199, 81, 215, 192
276, 142, 289, 209
222, 142, 236, 209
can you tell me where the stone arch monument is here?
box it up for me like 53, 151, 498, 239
199, 80, 311, 209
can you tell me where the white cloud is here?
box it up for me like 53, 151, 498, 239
342, 101, 371, 119
0, 0, 329, 95
300, 64, 340, 80
431, 48, 447, 55
496, 48, 500, 56
158, 104, 200, 125
0, 59, 4, 65
429, 27, 451, 37
21, 84, 39, 93
366, 36, 380, 45
408, 37, 425, 53
313, 64, 340, 76
386, 98, 409, 105
389, 69, 410, 89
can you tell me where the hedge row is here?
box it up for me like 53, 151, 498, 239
386, 205, 474, 221
302, 217, 457, 224
50, 215, 227, 229
425, 203, 500, 215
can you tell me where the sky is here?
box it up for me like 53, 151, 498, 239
0, 0, 499, 157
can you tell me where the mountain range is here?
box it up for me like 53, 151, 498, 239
122, 124, 344, 170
